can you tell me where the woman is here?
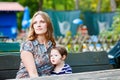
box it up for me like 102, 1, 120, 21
16, 11, 56, 78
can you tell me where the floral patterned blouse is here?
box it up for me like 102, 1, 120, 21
16, 40, 54, 79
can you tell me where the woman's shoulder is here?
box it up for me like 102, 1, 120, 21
20, 40, 35, 52
24, 40, 33, 43
20, 40, 36, 49
22, 39, 38, 45
21, 40, 33, 46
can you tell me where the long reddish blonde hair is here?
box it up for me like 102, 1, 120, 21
27, 11, 56, 47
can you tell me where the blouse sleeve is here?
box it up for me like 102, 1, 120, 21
20, 41, 34, 53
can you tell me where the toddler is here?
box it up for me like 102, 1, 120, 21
50, 46, 72, 75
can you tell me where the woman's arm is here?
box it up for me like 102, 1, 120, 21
21, 51, 39, 78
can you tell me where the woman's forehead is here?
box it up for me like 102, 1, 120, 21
34, 15, 43, 19
33, 15, 44, 21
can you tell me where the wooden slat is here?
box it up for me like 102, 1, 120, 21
0, 70, 18, 80
71, 65, 113, 73
0, 52, 20, 70
66, 51, 110, 66
8, 69, 120, 80
0, 43, 20, 52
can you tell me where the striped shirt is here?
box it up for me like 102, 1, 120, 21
51, 64, 72, 75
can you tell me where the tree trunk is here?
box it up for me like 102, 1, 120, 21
52, 0, 56, 10
64, 0, 67, 10
96, 0, 102, 12
75, 0, 79, 10
38, 0, 43, 10
110, 0, 116, 11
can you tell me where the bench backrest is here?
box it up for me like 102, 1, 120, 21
65, 51, 113, 73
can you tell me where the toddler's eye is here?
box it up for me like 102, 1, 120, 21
50, 55, 53, 57
55, 55, 58, 57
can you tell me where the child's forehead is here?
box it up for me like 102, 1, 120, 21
51, 49, 59, 52
51, 49, 60, 54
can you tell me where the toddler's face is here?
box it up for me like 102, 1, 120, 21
50, 49, 63, 65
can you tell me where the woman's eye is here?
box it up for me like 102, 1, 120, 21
41, 21, 45, 23
33, 21, 37, 24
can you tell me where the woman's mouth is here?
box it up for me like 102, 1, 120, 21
36, 28, 42, 30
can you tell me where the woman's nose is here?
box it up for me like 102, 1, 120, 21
36, 22, 41, 27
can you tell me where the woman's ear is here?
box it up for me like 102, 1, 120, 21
62, 55, 66, 60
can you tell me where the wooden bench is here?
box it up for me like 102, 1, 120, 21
0, 51, 113, 79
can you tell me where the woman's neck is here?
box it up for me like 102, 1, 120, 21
37, 35, 47, 44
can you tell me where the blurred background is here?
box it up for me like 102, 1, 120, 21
0, 0, 120, 52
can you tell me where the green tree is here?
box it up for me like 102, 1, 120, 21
1, 0, 120, 31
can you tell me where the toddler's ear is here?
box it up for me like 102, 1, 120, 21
62, 55, 66, 60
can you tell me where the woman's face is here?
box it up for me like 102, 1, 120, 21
50, 49, 63, 65
33, 15, 47, 35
